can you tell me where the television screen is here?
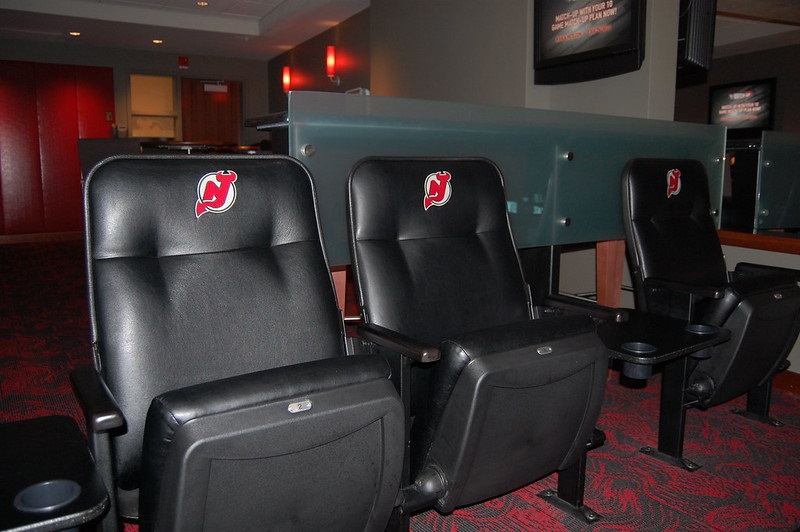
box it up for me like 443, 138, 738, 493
534, 0, 646, 84
708, 79, 776, 139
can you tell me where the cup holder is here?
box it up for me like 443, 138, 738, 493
622, 361, 653, 380
685, 324, 716, 335
621, 341, 657, 354
14, 479, 80, 514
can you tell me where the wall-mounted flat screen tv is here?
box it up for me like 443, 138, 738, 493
534, 0, 646, 85
708, 79, 776, 140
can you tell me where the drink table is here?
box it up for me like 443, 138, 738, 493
0, 415, 107, 531
598, 311, 731, 470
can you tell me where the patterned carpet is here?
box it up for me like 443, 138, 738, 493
413, 376, 800, 532
0, 240, 91, 426
1, 240, 799, 531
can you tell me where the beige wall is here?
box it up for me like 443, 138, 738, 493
369, 0, 680, 119
370, 0, 529, 107
269, 9, 370, 112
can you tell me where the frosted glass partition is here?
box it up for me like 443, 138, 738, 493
756, 131, 800, 231
259, 92, 725, 264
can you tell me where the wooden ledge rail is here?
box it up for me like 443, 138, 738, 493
718, 230, 800, 256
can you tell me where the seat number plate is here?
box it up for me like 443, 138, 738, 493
288, 399, 312, 414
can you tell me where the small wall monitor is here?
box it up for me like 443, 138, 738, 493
534, 0, 646, 85
708, 79, 776, 140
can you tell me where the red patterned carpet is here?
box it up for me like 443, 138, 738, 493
2, 240, 799, 531
412, 376, 800, 532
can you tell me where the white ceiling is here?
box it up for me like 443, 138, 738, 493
0, 0, 799, 62
0, 0, 370, 60
707, 0, 800, 57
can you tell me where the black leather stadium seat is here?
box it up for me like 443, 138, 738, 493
72, 155, 404, 531
622, 158, 800, 423
348, 156, 608, 522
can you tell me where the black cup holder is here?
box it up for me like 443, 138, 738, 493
685, 324, 716, 335
620, 342, 657, 380
622, 362, 652, 379
621, 341, 657, 354
14, 479, 81, 514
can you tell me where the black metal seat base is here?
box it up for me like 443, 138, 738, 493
538, 428, 606, 523
639, 446, 701, 472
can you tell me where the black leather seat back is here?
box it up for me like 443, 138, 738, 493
348, 157, 530, 345
622, 158, 729, 289
86, 156, 345, 495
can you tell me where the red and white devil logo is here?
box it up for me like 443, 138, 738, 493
423, 171, 452, 210
196, 170, 238, 218
666, 168, 682, 198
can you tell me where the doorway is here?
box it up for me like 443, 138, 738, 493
181, 78, 242, 145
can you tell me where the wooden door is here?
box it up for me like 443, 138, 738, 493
181, 79, 241, 145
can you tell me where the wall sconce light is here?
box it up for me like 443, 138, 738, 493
282, 66, 291, 93
326, 45, 340, 86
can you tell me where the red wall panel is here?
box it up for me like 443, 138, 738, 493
0, 60, 113, 235
76, 66, 115, 139
36, 63, 82, 232
0, 61, 45, 234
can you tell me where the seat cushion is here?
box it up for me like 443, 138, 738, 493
139, 355, 394, 526
703, 273, 800, 326
411, 314, 599, 474
423, 315, 607, 511
139, 356, 403, 531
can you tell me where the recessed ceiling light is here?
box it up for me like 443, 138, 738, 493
69, 31, 81, 37
152, 39, 164, 44
196, 1, 209, 6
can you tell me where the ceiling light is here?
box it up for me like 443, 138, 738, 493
68, 31, 81, 37
196, 1, 209, 6
152, 39, 163, 44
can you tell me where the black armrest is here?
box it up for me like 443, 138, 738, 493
643, 278, 726, 299
734, 262, 800, 283
543, 294, 629, 323
70, 366, 125, 433
357, 323, 441, 363
445, 314, 599, 357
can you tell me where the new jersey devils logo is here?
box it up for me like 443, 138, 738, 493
196, 170, 238, 218
666, 168, 682, 198
423, 171, 452, 210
